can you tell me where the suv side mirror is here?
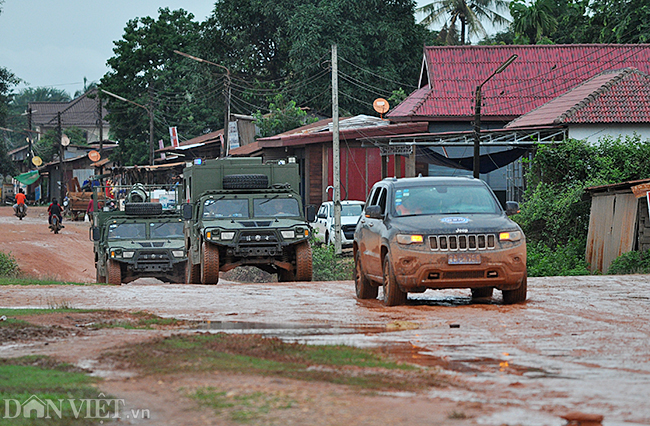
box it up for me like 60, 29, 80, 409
91, 226, 100, 242
306, 205, 317, 223
365, 205, 383, 219
505, 201, 520, 216
182, 203, 193, 220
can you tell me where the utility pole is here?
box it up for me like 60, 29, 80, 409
57, 112, 64, 202
27, 107, 33, 164
332, 44, 342, 255
97, 94, 103, 157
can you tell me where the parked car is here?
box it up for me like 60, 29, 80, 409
353, 176, 527, 306
312, 200, 365, 247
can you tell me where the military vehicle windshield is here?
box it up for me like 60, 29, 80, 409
202, 199, 249, 219
108, 223, 147, 239
150, 222, 184, 239
393, 184, 500, 216
253, 197, 300, 217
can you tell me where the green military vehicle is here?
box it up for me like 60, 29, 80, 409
181, 157, 316, 284
91, 184, 187, 285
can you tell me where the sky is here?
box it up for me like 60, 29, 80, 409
0, 1, 504, 98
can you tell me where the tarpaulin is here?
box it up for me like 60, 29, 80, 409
416, 147, 528, 174
14, 170, 40, 185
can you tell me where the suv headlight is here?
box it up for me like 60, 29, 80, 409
396, 234, 424, 245
220, 231, 235, 240
281, 230, 295, 239
122, 251, 134, 259
172, 250, 185, 258
499, 231, 522, 242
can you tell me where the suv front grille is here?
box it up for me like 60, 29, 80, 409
429, 234, 496, 251
342, 224, 356, 239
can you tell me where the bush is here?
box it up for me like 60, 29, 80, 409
0, 251, 19, 277
607, 251, 650, 275
526, 238, 591, 277
311, 243, 354, 281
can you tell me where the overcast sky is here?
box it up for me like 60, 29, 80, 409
0, 1, 498, 98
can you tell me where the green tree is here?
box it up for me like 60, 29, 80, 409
417, 0, 510, 44
253, 95, 317, 138
589, 0, 650, 43
100, 8, 213, 165
510, 0, 557, 44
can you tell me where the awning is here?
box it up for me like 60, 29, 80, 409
14, 170, 40, 185
417, 147, 528, 174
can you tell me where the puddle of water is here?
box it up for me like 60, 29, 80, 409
475, 407, 564, 426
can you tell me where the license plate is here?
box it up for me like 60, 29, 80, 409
448, 253, 481, 265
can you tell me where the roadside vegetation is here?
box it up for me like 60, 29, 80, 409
104, 333, 444, 392
0, 251, 18, 277
311, 243, 354, 281
515, 135, 650, 276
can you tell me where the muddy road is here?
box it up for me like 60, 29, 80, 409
1, 206, 649, 425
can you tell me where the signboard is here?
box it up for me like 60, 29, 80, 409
228, 121, 240, 150
158, 140, 166, 160
169, 126, 179, 148
34, 185, 41, 201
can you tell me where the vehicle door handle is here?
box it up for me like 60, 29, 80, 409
368, 223, 373, 227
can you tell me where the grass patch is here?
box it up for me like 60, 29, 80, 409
189, 387, 295, 422
0, 356, 111, 425
105, 333, 443, 392
91, 311, 186, 330
312, 244, 354, 281
0, 308, 97, 318
0, 277, 99, 286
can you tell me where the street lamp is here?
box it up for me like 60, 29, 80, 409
100, 89, 155, 166
174, 50, 231, 158
472, 54, 518, 179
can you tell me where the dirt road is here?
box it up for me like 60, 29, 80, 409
1, 205, 649, 425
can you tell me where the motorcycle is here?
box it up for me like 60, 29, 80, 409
49, 215, 63, 234
14, 204, 26, 220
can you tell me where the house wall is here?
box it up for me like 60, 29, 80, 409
569, 124, 650, 144
324, 145, 384, 202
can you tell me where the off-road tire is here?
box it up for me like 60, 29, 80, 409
107, 259, 122, 285
503, 275, 527, 304
125, 202, 162, 216
201, 242, 220, 284
355, 251, 378, 299
278, 269, 295, 282
222, 174, 269, 190
95, 264, 106, 284
471, 287, 494, 299
382, 254, 407, 306
186, 259, 201, 284
294, 241, 313, 281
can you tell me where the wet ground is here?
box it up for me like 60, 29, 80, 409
0, 206, 649, 425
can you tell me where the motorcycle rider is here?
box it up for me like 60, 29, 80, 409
13, 188, 27, 217
48, 198, 64, 229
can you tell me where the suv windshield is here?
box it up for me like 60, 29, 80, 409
108, 223, 147, 239
393, 184, 500, 216
342, 204, 363, 217
203, 199, 249, 219
150, 222, 184, 239
254, 198, 300, 217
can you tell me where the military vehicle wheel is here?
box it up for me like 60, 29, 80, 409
355, 251, 377, 299
294, 241, 313, 281
95, 264, 106, 284
186, 259, 201, 284
222, 174, 269, 190
106, 259, 121, 285
503, 275, 527, 304
382, 254, 407, 306
125, 202, 162, 216
278, 269, 295, 282
471, 287, 494, 299
201, 242, 220, 284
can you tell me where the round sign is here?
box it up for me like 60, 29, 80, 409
32, 156, 43, 166
61, 134, 70, 146
88, 150, 101, 162
373, 98, 390, 114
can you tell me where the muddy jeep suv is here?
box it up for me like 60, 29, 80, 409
353, 176, 527, 306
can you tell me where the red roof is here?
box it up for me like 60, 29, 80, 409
507, 68, 650, 128
388, 45, 650, 122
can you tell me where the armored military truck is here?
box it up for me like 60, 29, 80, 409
181, 157, 316, 284
91, 184, 187, 285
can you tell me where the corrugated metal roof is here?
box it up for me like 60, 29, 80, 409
29, 89, 108, 127
507, 68, 650, 128
388, 45, 650, 121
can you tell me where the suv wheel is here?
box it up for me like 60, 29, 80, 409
107, 259, 121, 285
222, 174, 269, 190
294, 241, 313, 281
382, 254, 407, 306
186, 259, 200, 284
503, 275, 527, 304
355, 251, 377, 299
201, 242, 220, 285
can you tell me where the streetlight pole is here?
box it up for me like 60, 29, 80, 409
100, 89, 155, 166
472, 54, 518, 179
174, 50, 231, 158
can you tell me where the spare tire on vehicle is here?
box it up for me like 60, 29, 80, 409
125, 202, 163, 216
223, 174, 269, 190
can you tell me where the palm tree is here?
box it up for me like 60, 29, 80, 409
417, 0, 511, 45
510, 0, 557, 43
